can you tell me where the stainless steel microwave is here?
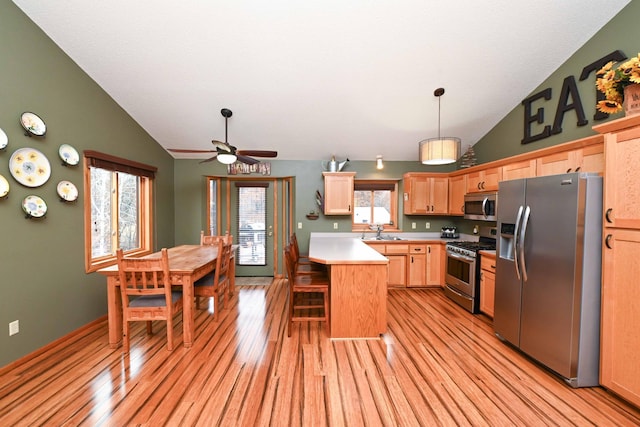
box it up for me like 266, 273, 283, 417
464, 192, 498, 221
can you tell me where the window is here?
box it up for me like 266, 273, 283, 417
84, 151, 156, 272
352, 180, 399, 231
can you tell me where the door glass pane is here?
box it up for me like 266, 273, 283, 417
237, 186, 266, 265
208, 179, 217, 235
117, 172, 139, 251
90, 168, 113, 257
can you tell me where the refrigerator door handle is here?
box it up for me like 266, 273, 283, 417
519, 205, 531, 282
513, 205, 524, 280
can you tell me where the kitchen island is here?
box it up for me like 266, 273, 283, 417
308, 234, 389, 338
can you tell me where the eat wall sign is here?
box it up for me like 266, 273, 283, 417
521, 50, 627, 144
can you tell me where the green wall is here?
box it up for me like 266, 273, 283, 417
0, 3, 175, 367
473, 1, 640, 163
2, 0, 637, 368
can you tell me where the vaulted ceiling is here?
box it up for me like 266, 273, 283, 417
13, 0, 630, 162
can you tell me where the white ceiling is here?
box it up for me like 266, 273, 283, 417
13, 0, 630, 162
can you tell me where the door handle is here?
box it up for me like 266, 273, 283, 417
605, 234, 612, 249
605, 208, 613, 223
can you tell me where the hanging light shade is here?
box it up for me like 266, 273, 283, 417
419, 88, 461, 165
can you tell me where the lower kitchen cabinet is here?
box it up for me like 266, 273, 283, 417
600, 228, 640, 406
387, 255, 407, 287
367, 241, 442, 288
479, 252, 496, 317
425, 244, 442, 287
407, 245, 427, 287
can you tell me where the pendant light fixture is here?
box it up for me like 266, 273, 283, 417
419, 88, 461, 165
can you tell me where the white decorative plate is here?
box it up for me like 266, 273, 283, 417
20, 112, 46, 136
9, 147, 51, 188
0, 127, 7, 150
57, 180, 78, 202
59, 144, 79, 166
22, 195, 47, 218
0, 174, 9, 198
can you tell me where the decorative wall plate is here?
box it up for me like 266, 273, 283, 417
20, 112, 46, 136
22, 195, 47, 218
57, 180, 78, 202
0, 174, 9, 198
59, 144, 79, 166
9, 147, 51, 187
0, 127, 7, 150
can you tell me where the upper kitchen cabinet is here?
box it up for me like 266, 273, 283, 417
323, 172, 356, 215
448, 174, 466, 216
403, 173, 448, 215
536, 144, 603, 177
501, 159, 537, 182
594, 115, 640, 408
466, 167, 502, 193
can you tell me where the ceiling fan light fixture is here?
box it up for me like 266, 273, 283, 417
217, 152, 237, 164
419, 88, 461, 165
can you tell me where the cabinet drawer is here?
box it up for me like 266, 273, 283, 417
367, 243, 386, 254
385, 244, 409, 254
481, 255, 496, 271
409, 245, 427, 254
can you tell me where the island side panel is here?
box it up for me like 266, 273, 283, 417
329, 263, 387, 338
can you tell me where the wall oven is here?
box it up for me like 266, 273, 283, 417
464, 192, 498, 221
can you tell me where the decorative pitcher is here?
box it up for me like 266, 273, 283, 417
321, 156, 349, 172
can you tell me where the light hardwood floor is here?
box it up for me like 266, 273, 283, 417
1, 278, 639, 426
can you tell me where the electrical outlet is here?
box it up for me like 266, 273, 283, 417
9, 320, 19, 336
412, 222, 416, 229
425, 222, 431, 229
333, 222, 338, 229
297, 222, 302, 229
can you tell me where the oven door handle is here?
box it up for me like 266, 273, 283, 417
446, 251, 474, 263
513, 205, 524, 280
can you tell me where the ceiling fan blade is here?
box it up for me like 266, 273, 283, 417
236, 154, 261, 165
199, 153, 220, 163
168, 148, 217, 153
237, 150, 278, 158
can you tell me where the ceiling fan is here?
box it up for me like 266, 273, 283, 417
168, 108, 277, 165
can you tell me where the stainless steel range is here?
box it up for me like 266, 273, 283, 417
444, 226, 496, 313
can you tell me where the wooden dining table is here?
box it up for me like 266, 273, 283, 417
97, 244, 236, 349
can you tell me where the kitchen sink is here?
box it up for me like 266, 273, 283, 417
365, 235, 404, 241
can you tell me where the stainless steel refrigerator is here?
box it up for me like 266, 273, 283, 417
494, 172, 602, 388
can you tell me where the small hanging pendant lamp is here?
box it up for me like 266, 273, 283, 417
419, 88, 461, 165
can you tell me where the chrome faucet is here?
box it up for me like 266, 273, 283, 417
375, 224, 384, 239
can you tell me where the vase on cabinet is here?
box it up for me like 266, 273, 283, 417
623, 84, 640, 116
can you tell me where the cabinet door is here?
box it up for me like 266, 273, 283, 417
404, 175, 431, 214
431, 177, 449, 214
466, 168, 501, 192
407, 245, 426, 287
448, 175, 466, 216
502, 159, 536, 182
387, 255, 406, 288
577, 145, 604, 174
536, 150, 576, 176
601, 228, 640, 407
479, 255, 496, 317
323, 172, 355, 215
425, 244, 442, 286
604, 131, 640, 230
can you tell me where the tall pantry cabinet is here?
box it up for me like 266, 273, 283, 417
594, 115, 640, 408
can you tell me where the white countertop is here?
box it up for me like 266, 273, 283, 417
308, 236, 388, 265
311, 231, 479, 242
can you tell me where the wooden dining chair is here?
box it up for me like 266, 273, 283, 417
194, 240, 232, 321
284, 246, 329, 337
200, 230, 233, 245
116, 248, 183, 352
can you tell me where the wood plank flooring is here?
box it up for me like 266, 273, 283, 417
1, 278, 639, 426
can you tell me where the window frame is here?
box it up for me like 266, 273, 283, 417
352, 179, 399, 232
83, 150, 156, 273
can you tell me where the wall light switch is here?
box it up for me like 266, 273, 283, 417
9, 320, 19, 336
425, 222, 431, 229
333, 222, 338, 229
297, 222, 302, 229
412, 222, 416, 229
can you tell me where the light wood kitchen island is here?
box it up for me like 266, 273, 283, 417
308, 234, 389, 338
